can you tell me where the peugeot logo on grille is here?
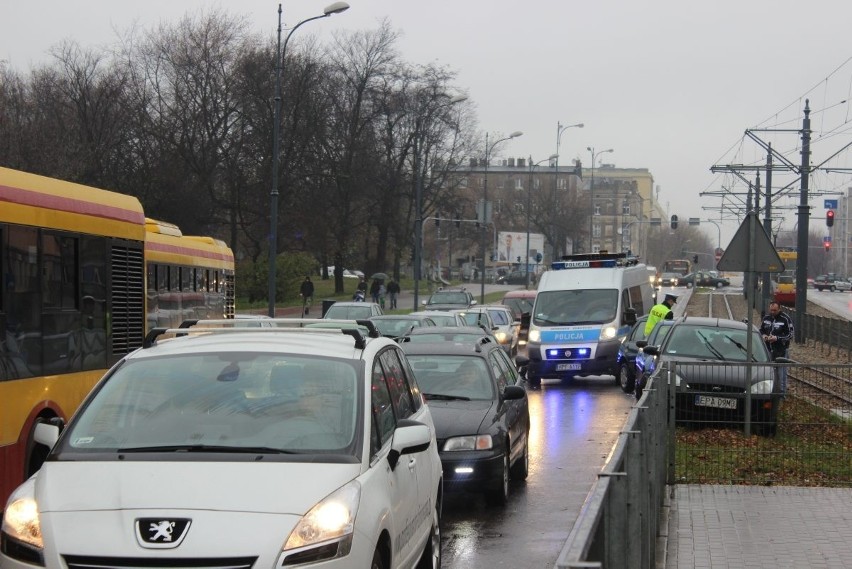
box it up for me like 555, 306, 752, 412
563, 350, 572, 358
135, 518, 191, 549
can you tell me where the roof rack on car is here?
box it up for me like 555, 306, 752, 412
142, 318, 380, 350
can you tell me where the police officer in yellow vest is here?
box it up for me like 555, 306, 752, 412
644, 292, 677, 335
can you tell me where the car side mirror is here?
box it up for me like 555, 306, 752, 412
636, 340, 648, 348
502, 385, 526, 400
643, 346, 660, 356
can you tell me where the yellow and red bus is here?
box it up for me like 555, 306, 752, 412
0, 167, 234, 506
145, 218, 235, 330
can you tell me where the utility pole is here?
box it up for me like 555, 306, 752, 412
761, 145, 773, 315
794, 101, 811, 343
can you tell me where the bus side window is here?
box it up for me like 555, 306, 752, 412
620, 289, 631, 325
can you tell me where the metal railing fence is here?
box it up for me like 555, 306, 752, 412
555, 360, 852, 568
555, 365, 671, 569
789, 308, 852, 360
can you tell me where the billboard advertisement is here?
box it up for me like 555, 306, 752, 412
497, 231, 545, 264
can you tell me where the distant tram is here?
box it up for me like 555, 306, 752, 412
776, 246, 797, 277
662, 259, 691, 276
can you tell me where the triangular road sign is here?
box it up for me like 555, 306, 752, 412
717, 212, 785, 273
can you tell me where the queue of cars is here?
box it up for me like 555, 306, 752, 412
1, 286, 534, 569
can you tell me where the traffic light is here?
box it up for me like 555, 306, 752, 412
826, 210, 835, 227
824, 241, 831, 252
693, 254, 699, 263
434, 218, 440, 227
517, 256, 521, 263
670, 214, 678, 229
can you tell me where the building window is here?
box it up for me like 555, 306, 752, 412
592, 224, 601, 238
515, 178, 523, 190
460, 177, 468, 188
534, 178, 540, 190
594, 204, 601, 215
622, 204, 631, 215
557, 178, 568, 190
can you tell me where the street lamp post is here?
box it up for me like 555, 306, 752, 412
268, 2, 349, 317
554, 122, 584, 194
586, 146, 613, 254
413, 94, 467, 310
481, 131, 523, 304
526, 155, 557, 289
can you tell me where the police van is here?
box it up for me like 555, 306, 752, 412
523, 253, 654, 388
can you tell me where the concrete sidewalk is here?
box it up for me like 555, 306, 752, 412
662, 485, 852, 569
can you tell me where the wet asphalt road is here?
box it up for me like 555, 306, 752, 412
439, 376, 635, 568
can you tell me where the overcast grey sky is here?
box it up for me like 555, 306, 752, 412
3, 0, 852, 245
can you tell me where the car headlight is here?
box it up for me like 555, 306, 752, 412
2, 477, 43, 553
443, 434, 493, 451
750, 380, 774, 394
599, 326, 617, 340
494, 331, 508, 343
283, 481, 360, 555
528, 326, 540, 343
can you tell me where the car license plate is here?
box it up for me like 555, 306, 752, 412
694, 395, 737, 409
556, 363, 582, 371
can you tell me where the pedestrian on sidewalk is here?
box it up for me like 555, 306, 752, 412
299, 276, 314, 315
387, 279, 400, 309
370, 279, 381, 304
378, 282, 387, 309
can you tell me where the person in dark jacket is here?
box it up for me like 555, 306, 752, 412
370, 279, 381, 303
386, 280, 400, 309
759, 301, 794, 394
299, 276, 314, 315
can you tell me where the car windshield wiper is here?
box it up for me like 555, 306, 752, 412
424, 393, 471, 401
117, 444, 298, 454
696, 330, 726, 360
722, 334, 759, 362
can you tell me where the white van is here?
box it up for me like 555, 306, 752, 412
523, 253, 654, 388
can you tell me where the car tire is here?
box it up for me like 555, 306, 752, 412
415, 497, 442, 569
634, 373, 646, 400
509, 433, 530, 481
830, 285, 836, 292
619, 363, 635, 394
486, 453, 509, 506
716, 281, 723, 288
371, 547, 386, 569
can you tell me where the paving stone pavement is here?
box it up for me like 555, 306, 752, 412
664, 485, 852, 569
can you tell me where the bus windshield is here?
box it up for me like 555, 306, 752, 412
533, 289, 619, 326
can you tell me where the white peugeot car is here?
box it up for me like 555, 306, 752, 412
1, 321, 442, 569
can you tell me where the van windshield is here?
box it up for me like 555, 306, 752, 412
533, 289, 619, 326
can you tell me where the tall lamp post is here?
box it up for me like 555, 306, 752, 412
586, 146, 613, 254
526, 155, 557, 289
268, 2, 349, 317
481, 130, 523, 304
413, 94, 467, 310
554, 122, 583, 196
